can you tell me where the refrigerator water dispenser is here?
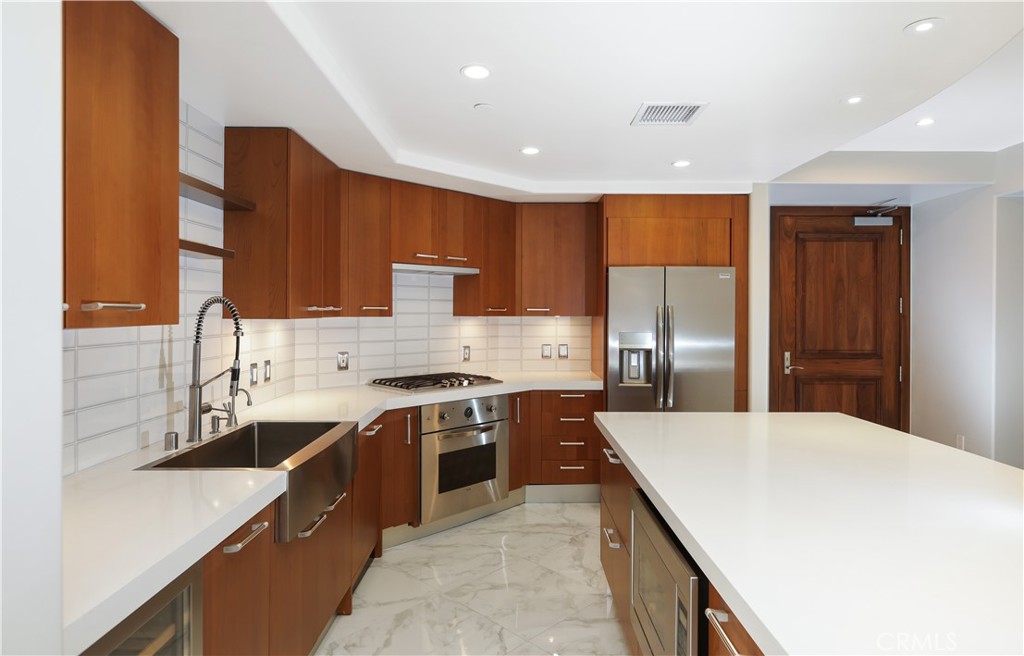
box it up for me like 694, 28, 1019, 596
618, 332, 653, 386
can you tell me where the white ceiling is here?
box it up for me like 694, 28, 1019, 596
143, 2, 1023, 202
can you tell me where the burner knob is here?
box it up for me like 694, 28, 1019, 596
439, 411, 449, 421
486, 404, 496, 413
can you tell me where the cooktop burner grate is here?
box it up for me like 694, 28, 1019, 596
369, 372, 501, 392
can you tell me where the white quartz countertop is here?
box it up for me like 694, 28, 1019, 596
63, 371, 600, 653
593, 412, 1024, 655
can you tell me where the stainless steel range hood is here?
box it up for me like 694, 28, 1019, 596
392, 263, 480, 276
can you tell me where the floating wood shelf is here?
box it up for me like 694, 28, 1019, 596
178, 172, 255, 212
179, 239, 235, 259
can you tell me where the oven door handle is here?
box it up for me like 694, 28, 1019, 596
437, 423, 497, 443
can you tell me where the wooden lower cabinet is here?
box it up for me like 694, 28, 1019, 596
203, 504, 274, 655
353, 422, 384, 578
707, 582, 765, 656
508, 392, 530, 491
530, 391, 602, 484
599, 437, 635, 550
380, 408, 420, 529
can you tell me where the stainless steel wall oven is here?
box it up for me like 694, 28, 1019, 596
420, 394, 509, 524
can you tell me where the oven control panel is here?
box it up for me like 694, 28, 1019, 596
420, 394, 509, 434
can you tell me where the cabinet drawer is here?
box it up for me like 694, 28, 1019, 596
540, 391, 602, 437
600, 499, 631, 624
540, 459, 599, 484
541, 433, 599, 460
707, 582, 765, 656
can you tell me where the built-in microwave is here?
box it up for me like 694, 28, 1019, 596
631, 490, 703, 656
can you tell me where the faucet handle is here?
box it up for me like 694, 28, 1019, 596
200, 401, 213, 415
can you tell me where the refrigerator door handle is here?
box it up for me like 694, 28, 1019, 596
655, 305, 665, 408
666, 305, 675, 409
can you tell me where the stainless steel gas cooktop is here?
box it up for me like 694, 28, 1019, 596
369, 372, 502, 393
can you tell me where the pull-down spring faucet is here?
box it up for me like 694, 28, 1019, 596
187, 296, 247, 443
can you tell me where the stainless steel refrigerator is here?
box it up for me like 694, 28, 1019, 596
607, 267, 735, 412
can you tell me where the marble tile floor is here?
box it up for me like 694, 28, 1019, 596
316, 502, 629, 656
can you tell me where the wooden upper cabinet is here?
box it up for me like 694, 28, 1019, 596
63, 1, 179, 328
439, 190, 483, 267
604, 194, 743, 266
517, 203, 598, 317
224, 129, 340, 319
343, 171, 392, 316
453, 196, 514, 316
390, 180, 439, 265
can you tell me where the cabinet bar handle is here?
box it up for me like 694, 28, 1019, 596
323, 306, 342, 311
363, 424, 383, 436
525, 308, 550, 312
516, 396, 521, 424
324, 492, 346, 512
361, 306, 389, 311
223, 521, 269, 553
486, 307, 508, 312
81, 302, 146, 312
560, 465, 585, 470
414, 253, 439, 259
560, 393, 585, 398
297, 513, 327, 539
705, 609, 739, 656
560, 441, 586, 446
406, 413, 412, 445
306, 305, 321, 311
445, 255, 468, 262
602, 527, 622, 549
560, 417, 585, 422
603, 448, 622, 465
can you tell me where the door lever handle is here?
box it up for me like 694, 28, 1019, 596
783, 351, 804, 375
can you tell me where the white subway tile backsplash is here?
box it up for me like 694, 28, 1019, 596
77, 427, 139, 471
63, 446, 76, 476
140, 387, 185, 422
187, 128, 223, 164
76, 372, 138, 409
63, 414, 76, 445
185, 105, 224, 144
77, 398, 139, 441
63, 381, 75, 412
77, 344, 138, 377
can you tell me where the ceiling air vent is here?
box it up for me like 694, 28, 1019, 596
630, 102, 707, 126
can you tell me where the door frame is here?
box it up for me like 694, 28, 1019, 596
769, 206, 912, 431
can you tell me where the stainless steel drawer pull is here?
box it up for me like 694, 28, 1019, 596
560, 441, 586, 446
486, 307, 508, 312
602, 527, 622, 549
297, 513, 327, 539
445, 255, 468, 262
414, 253, 439, 259
525, 307, 551, 312
306, 305, 322, 311
324, 492, 346, 512
560, 417, 586, 422
81, 302, 146, 312
363, 424, 384, 436
705, 608, 739, 656
322, 306, 342, 311
406, 413, 412, 445
559, 393, 586, 398
223, 521, 270, 554
602, 448, 622, 465
516, 396, 521, 424
560, 465, 585, 470
361, 306, 389, 311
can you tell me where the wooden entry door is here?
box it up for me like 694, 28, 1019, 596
770, 207, 910, 430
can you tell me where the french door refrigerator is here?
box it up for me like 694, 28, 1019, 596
607, 266, 735, 412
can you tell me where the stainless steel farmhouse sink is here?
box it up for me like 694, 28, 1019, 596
141, 420, 358, 542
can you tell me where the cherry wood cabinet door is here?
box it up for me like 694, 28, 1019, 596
518, 204, 598, 317
203, 504, 273, 655
453, 197, 514, 315
390, 180, 439, 265
343, 171, 392, 317
352, 422, 383, 580
380, 408, 420, 529
707, 583, 765, 656
599, 437, 635, 554
508, 392, 530, 491
439, 190, 482, 267
599, 500, 630, 620
321, 153, 344, 317
324, 482, 354, 616
286, 133, 323, 318
64, 1, 179, 328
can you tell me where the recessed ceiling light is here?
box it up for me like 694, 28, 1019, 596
520, 146, 540, 155
460, 64, 490, 80
847, 96, 863, 105
916, 117, 935, 127
473, 103, 493, 111
904, 17, 945, 34
671, 160, 691, 168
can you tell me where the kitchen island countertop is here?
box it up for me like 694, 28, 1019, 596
594, 411, 1024, 655
63, 371, 601, 653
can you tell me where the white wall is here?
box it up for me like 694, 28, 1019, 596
994, 195, 1023, 467
911, 143, 1023, 459
748, 183, 771, 412
1, 2, 65, 652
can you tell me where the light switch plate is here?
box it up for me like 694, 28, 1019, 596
462, 345, 471, 362
337, 351, 349, 371
249, 363, 259, 386
264, 359, 272, 382
541, 344, 552, 359
558, 344, 569, 359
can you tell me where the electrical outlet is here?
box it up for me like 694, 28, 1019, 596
558, 344, 569, 359
264, 359, 272, 382
337, 351, 349, 371
541, 344, 553, 359
249, 363, 259, 386
955, 434, 965, 450
462, 345, 471, 362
